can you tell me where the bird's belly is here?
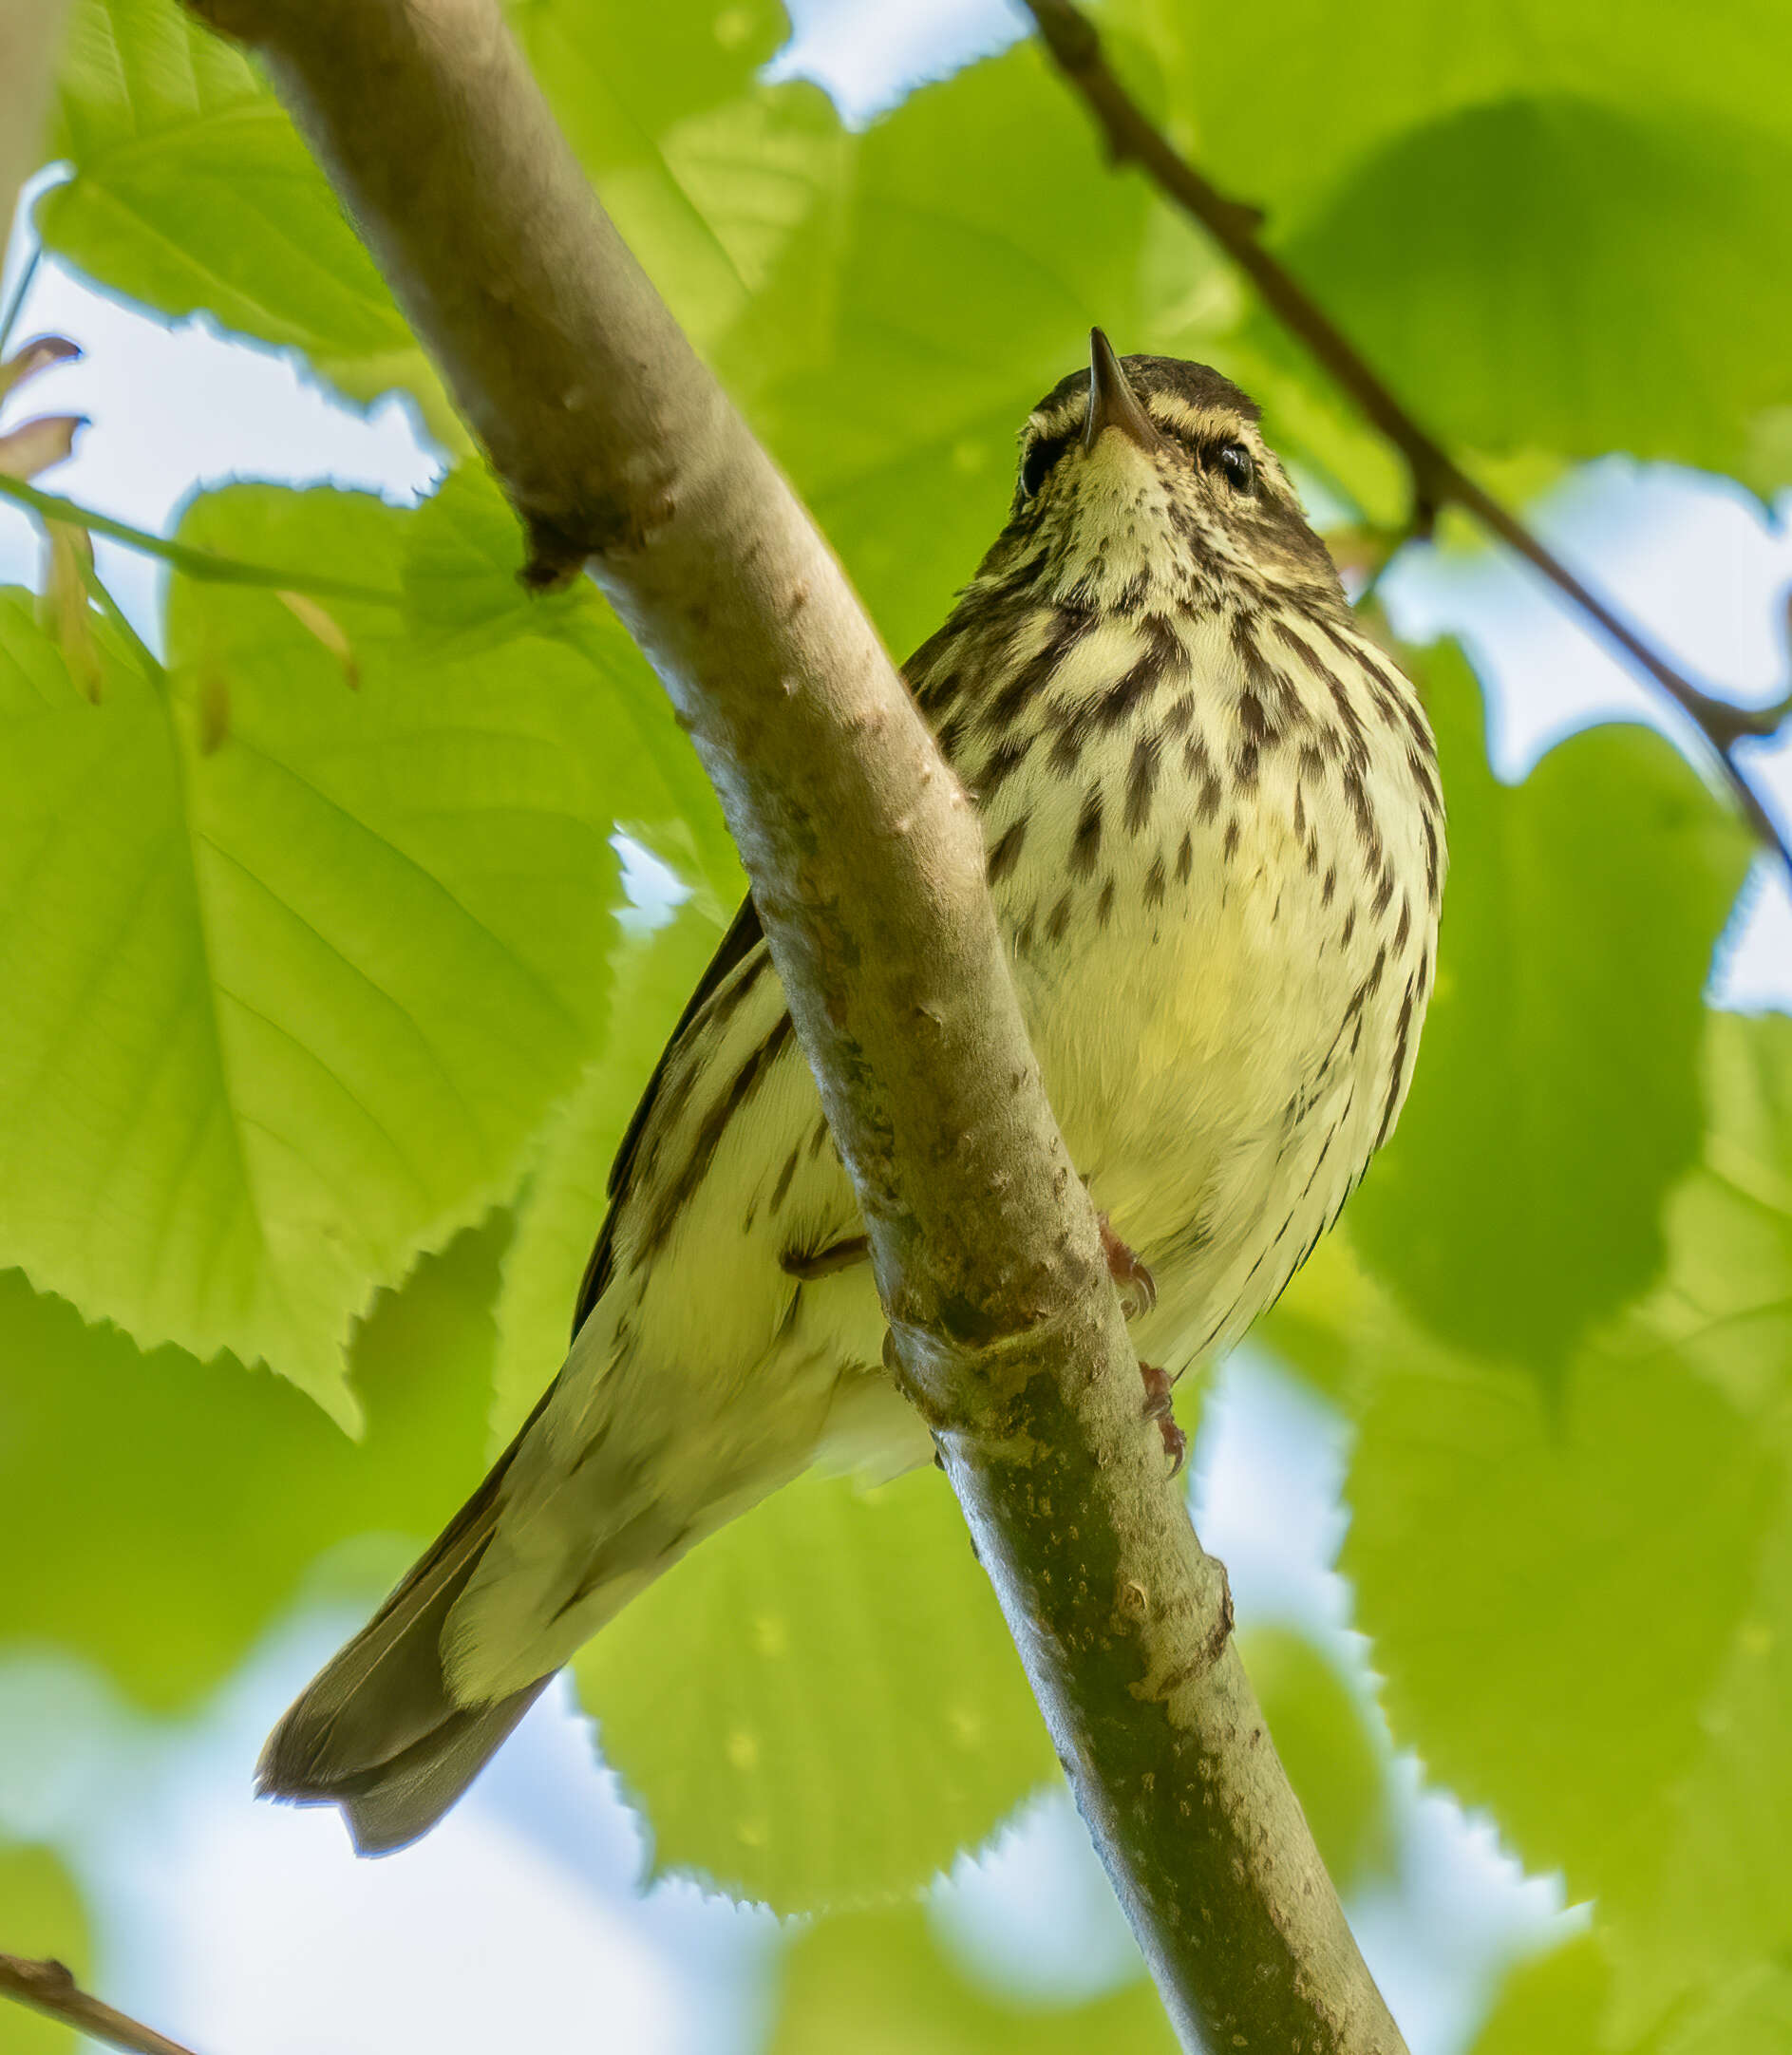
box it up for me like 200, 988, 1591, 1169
1002, 792, 1404, 1371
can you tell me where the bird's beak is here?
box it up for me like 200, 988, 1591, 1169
1083, 329, 1159, 456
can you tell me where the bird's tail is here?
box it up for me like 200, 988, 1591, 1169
256, 1447, 552, 1855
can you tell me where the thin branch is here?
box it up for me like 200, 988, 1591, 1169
0, 248, 45, 359
0, 1952, 205, 2055
1021, 0, 1792, 861
181, 0, 1405, 2046
0, 472, 402, 604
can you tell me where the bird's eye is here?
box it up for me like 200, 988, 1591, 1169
1217, 443, 1255, 493
1019, 433, 1070, 499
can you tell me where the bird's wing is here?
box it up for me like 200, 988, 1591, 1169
570, 891, 765, 1336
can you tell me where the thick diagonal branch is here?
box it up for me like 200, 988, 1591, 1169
179, 1, 1405, 2046
0, 1952, 202, 2055
1023, 0, 1791, 864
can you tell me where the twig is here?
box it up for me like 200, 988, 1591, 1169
0, 1952, 205, 2055
182, 0, 1407, 2046
1021, 0, 1792, 862
0, 472, 402, 604
0, 247, 44, 358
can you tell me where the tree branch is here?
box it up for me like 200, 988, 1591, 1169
179, 1, 1405, 2046
1021, 0, 1792, 865
0, 1952, 204, 2055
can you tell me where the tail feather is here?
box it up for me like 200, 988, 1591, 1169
258, 1456, 552, 1855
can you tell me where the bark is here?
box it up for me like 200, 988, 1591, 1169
178, 3, 1406, 2046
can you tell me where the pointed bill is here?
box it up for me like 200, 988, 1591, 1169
1084, 329, 1159, 455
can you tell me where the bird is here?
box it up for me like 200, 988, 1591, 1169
260, 330, 1445, 1854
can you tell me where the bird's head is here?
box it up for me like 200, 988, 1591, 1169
989, 330, 1342, 615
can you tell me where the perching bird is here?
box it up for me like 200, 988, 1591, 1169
261, 333, 1444, 1852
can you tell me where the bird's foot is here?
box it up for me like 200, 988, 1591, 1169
1139, 1361, 1186, 1476
1098, 1213, 1157, 1318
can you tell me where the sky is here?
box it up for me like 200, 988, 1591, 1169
1, 2, 1789, 2051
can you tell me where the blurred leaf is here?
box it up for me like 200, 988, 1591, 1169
1255, 1231, 1379, 1400
1263, 101, 1792, 473
0, 1217, 500, 1709
1126, 0, 1792, 228
491, 901, 726, 1446
1121, 1, 1792, 470
578, 1465, 1057, 1912
1345, 1311, 1776, 1910
1657, 1970, 1792, 2055
0, 478, 651, 1412
1464, 1933, 1614, 2055
1237, 1627, 1389, 1894
1638, 1009, 1792, 1421
1350, 649, 1752, 1374
770, 1902, 1178, 2055
0, 1846, 88, 2055
1599, 1493, 1792, 2041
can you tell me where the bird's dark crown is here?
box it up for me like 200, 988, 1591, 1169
996, 349, 1341, 613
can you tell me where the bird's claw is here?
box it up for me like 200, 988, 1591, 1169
1098, 1212, 1158, 1318
1139, 1361, 1186, 1476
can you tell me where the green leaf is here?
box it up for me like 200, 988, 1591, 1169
1464, 1934, 1614, 2055
770, 1902, 1178, 2055
0, 481, 651, 1412
1127, 0, 1792, 231
1580, 1017, 1792, 2036
41, 0, 418, 385
401, 462, 740, 902
729, 40, 1186, 658
1658, 1970, 1792, 2055
1599, 1491, 1792, 2041
576, 1465, 1058, 1911
1639, 1009, 1792, 1421
1349, 649, 1752, 1374
0, 1846, 89, 2055
518, 0, 846, 359
491, 901, 726, 1446
1262, 100, 1792, 471
0, 1218, 500, 1709
1344, 1312, 1777, 1910
1237, 1627, 1389, 1895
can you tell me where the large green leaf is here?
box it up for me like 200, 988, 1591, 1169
1464, 1935, 1617, 2055
1598, 1494, 1792, 2041
0, 482, 651, 1414
516, 0, 846, 359
40, 0, 841, 414
1125, 0, 1792, 228
0, 1219, 500, 1710
578, 1464, 1057, 1912
0, 1846, 89, 2055
1640, 1009, 1792, 1421
1115, 0, 1792, 471
770, 1902, 1177, 2055
1349, 650, 1752, 1374
400, 462, 740, 902
1591, 1016, 1792, 2037
1264, 100, 1792, 472
39, 0, 426, 405
1344, 1310, 1777, 1911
